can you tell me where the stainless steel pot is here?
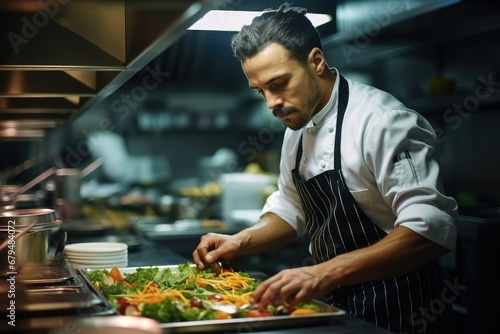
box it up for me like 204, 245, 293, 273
0, 208, 62, 274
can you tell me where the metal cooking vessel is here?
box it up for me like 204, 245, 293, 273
0, 208, 62, 274
0, 208, 57, 229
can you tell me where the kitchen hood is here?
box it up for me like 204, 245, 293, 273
0, 0, 213, 140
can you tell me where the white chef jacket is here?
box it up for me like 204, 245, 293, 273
262, 69, 458, 251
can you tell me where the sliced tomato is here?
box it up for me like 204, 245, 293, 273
117, 297, 131, 315
109, 267, 124, 283
123, 281, 137, 288
208, 294, 224, 302
189, 297, 203, 308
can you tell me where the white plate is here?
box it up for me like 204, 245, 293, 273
70, 260, 128, 269
65, 250, 126, 258
65, 242, 128, 254
66, 254, 128, 262
66, 255, 127, 264
68, 257, 128, 266
64, 250, 127, 258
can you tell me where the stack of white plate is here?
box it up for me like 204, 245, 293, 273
65, 242, 128, 269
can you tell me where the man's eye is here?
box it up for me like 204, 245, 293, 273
272, 81, 286, 89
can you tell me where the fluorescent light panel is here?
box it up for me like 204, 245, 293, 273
189, 10, 332, 31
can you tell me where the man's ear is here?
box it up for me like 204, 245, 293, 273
308, 47, 327, 75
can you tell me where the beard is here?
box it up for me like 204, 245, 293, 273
273, 74, 322, 131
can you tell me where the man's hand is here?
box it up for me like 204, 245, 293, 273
250, 264, 337, 309
192, 233, 241, 270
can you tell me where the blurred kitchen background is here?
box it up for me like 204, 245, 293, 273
1, 0, 499, 332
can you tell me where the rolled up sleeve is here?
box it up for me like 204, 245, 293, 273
365, 108, 458, 251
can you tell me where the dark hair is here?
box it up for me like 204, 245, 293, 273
230, 3, 322, 66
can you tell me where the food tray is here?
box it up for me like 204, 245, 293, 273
19, 269, 113, 314
79, 265, 346, 333
18, 265, 73, 285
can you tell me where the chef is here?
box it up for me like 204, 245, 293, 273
193, 4, 458, 333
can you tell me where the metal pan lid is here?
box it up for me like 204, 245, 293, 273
0, 208, 56, 228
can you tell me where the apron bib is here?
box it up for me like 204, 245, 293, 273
291, 76, 454, 333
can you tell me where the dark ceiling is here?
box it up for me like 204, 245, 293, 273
126, 0, 338, 94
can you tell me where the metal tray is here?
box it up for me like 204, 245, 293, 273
79, 265, 346, 333
13, 265, 115, 316
17, 265, 73, 285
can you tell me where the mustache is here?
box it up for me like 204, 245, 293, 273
273, 106, 298, 117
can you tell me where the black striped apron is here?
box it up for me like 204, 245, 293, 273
291, 76, 454, 333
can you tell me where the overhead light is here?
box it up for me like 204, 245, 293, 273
189, 10, 332, 31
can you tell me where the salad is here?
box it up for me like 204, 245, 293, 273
85, 262, 321, 322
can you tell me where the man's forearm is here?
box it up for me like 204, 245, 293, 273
322, 225, 449, 287
235, 212, 297, 256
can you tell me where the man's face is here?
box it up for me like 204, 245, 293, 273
242, 43, 321, 130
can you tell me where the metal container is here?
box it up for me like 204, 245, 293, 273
220, 173, 277, 225
0, 208, 61, 274
55, 168, 82, 219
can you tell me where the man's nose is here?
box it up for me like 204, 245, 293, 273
266, 93, 283, 110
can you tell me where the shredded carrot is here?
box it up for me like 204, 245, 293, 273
113, 269, 255, 308
219, 291, 253, 306
121, 282, 189, 305
196, 272, 254, 293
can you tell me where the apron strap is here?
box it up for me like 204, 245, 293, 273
334, 75, 349, 170
294, 74, 349, 171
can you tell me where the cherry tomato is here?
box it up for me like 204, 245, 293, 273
276, 305, 295, 316
117, 298, 131, 315
189, 297, 203, 308
246, 310, 273, 318
149, 282, 160, 289
109, 267, 124, 283
208, 294, 224, 302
